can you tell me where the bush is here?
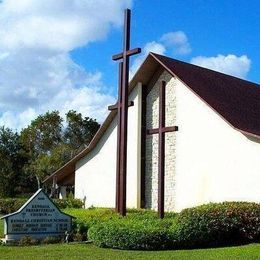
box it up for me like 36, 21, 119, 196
73, 232, 85, 242
88, 219, 174, 250
19, 236, 39, 246
41, 236, 61, 244
0, 198, 27, 214
53, 198, 84, 209
65, 208, 174, 242
173, 202, 260, 248
67, 202, 260, 249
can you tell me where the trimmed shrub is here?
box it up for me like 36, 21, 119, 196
173, 202, 260, 248
88, 219, 175, 250
66, 208, 176, 241
53, 198, 84, 209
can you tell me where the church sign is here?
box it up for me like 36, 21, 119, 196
0, 189, 73, 242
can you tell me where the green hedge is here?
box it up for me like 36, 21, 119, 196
86, 202, 260, 250
88, 219, 174, 250
66, 208, 176, 242
173, 202, 260, 248
0, 197, 83, 214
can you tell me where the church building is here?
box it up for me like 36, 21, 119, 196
44, 52, 260, 212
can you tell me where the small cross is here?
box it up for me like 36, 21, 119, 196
147, 80, 178, 219
108, 9, 141, 216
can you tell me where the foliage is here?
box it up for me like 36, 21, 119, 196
53, 198, 84, 209
0, 197, 83, 215
0, 110, 100, 195
173, 202, 260, 248
73, 232, 85, 242
41, 236, 61, 244
23, 143, 72, 189
20, 110, 100, 190
64, 208, 176, 242
0, 198, 27, 214
20, 111, 63, 157
20, 111, 64, 189
88, 219, 174, 250
0, 127, 26, 197
64, 110, 100, 150
18, 236, 39, 246
65, 203, 260, 250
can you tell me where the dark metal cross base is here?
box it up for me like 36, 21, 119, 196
146, 80, 178, 219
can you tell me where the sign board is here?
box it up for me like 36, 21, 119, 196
0, 189, 73, 242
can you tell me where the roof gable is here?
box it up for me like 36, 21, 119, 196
151, 53, 260, 137
43, 53, 260, 183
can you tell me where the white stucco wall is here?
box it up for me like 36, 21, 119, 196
174, 78, 260, 212
74, 83, 142, 208
74, 67, 260, 212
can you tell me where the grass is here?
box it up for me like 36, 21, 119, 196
0, 210, 259, 259
0, 243, 259, 260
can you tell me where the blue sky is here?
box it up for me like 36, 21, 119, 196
0, 0, 259, 130
71, 0, 260, 89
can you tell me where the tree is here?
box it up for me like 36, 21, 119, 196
20, 111, 63, 189
64, 110, 100, 151
23, 143, 72, 188
0, 127, 25, 197
20, 111, 63, 157
19, 110, 100, 190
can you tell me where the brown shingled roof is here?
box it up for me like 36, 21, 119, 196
152, 53, 260, 137
43, 53, 260, 184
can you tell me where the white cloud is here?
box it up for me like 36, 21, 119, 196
0, 51, 116, 130
0, 0, 131, 130
191, 54, 251, 79
130, 31, 191, 78
130, 41, 166, 78
0, 0, 132, 51
160, 31, 191, 55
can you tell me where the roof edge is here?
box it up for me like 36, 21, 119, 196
43, 52, 260, 183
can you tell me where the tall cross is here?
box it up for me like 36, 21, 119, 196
147, 81, 178, 219
108, 9, 141, 216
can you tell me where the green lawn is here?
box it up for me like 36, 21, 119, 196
0, 243, 259, 260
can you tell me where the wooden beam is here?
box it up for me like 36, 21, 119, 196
147, 126, 178, 135
118, 8, 131, 217
140, 85, 147, 208
112, 48, 141, 61
110, 8, 141, 216
108, 101, 134, 111
158, 80, 166, 219
115, 62, 123, 212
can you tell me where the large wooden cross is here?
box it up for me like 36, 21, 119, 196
108, 9, 141, 216
147, 81, 178, 218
